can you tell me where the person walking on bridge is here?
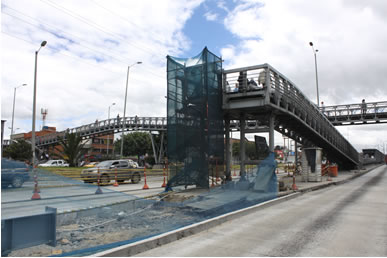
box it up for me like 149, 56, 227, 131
361, 99, 367, 116
321, 101, 325, 114
116, 114, 120, 127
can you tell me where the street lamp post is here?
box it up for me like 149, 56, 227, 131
107, 102, 116, 157
31, 40, 47, 200
11, 84, 27, 141
309, 42, 320, 107
120, 62, 142, 158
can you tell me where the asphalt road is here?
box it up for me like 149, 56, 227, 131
136, 165, 387, 257
1, 175, 167, 219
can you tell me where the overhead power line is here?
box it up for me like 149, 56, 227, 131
2, 31, 123, 76
39, 0, 165, 60
1, 5, 166, 79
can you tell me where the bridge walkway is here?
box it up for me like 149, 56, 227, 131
222, 64, 359, 173
322, 101, 387, 126
35, 117, 167, 147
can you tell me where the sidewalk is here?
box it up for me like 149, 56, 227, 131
277, 163, 383, 196
167, 164, 384, 201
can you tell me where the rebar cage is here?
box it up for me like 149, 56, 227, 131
166, 47, 224, 188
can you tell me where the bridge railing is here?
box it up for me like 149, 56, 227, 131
35, 117, 167, 146
223, 64, 359, 165
322, 101, 387, 118
268, 64, 359, 164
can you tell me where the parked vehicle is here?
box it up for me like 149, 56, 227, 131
1, 158, 31, 188
83, 162, 99, 168
38, 159, 69, 167
81, 159, 142, 185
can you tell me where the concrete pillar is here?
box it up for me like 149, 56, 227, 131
225, 119, 231, 180
149, 133, 158, 165
240, 114, 246, 179
269, 114, 275, 152
295, 140, 298, 167
157, 131, 165, 164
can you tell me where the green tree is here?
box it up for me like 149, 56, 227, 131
3, 139, 32, 161
246, 141, 257, 159
55, 132, 86, 167
114, 132, 152, 159
232, 140, 257, 160
232, 141, 240, 157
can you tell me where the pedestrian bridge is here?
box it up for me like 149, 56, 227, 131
222, 63, 360, 169
322, 101, 387, 126
29, 64, 387, 169
33, 118, 268, 147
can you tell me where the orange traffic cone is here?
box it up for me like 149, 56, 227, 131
31, 182, 41, 200
292, 174, 298, 190
143, 167, 149, 190
31, 168, 41, 200
113, 168, 119, 187
161, 166, 167, 187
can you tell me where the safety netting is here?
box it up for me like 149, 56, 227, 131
166, 47, 224, 189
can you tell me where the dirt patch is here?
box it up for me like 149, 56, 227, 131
9, 196, 199, 257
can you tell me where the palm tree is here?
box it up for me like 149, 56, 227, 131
55, 132, 86, 167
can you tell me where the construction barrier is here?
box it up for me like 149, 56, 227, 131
31, 165, 41, 200
161, 166, 166, 188
142, 167, 149, 190
113, 168, 119, 187
329, 165, 338, 177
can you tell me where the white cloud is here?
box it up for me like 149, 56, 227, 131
1, 0, 386, 153
220, 0, 387, 151
1, 0, 203, 138
204, 11, 218, 21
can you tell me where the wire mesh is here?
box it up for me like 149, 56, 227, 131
166, 47, 224, 189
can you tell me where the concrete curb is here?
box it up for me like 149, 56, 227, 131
95, 193, 300, 257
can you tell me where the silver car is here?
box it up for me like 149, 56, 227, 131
81, 160, 141, 185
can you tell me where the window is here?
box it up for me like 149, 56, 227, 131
119, 161, 128, 168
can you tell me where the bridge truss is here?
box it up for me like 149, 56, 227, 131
322, 101, 387, 126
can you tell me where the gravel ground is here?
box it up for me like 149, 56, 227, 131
8, 195, 199, 257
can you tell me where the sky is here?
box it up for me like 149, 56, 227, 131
1, 0, 387, 152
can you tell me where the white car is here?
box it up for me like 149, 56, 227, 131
38, 160, 69, 167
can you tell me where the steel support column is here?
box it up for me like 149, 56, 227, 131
149, 133, 157, 165
225, 118, 231, 180
240, 114, 246, 179
294, 141, 298, 166
157, 131, 165, 164
269, 114, 275, 152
